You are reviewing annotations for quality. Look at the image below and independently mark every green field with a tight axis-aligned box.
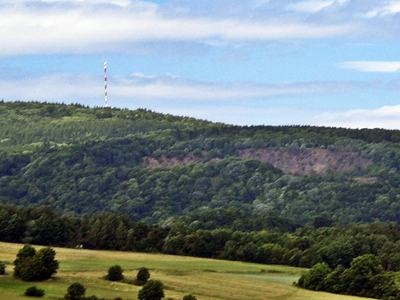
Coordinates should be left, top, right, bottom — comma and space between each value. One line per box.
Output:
0, 242, 372, 300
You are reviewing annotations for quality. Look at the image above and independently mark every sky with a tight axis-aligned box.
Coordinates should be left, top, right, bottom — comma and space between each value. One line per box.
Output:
0, 0, 399, 128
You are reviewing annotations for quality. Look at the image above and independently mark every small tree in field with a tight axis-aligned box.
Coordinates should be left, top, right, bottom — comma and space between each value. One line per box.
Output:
138, 280, 164, 300
106, 265, 124, 281
14, 245, 58, 281
183, 294, 197, 300
35, 247, 59, 280
24, 286, 45, 297
64, 282, 86, 300
136, 267, 150, 285
14, 245, 36, 279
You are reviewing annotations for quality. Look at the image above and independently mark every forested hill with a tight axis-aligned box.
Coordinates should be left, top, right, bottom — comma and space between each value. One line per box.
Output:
1, 101, 400, 231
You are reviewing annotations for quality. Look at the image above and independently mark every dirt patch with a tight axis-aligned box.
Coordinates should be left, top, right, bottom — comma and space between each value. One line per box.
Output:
143, 154, 203, 169
143, 148, 372, 176
353, 176, 379, 185
239, 148, 372, 175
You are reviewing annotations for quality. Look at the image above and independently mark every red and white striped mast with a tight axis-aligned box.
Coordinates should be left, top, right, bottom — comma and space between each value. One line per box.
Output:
104, 61, 109, 108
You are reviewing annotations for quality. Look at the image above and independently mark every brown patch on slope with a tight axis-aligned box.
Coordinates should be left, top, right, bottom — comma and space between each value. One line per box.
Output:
142, 148, 372, 176
239, 148, 372, 175
353, 176, 379, 185
143, 154, 203, 169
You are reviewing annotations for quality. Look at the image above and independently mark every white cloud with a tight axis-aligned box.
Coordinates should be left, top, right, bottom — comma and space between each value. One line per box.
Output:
157, 106, 310, 126
365, 1, 400, 18
0, 3, 356, 55
0, 73, 355, 102
286, 0, 348, 13
1, 0, 135, 7
251, 0, 271, 9
0, 73, 360, 126
2, 72, 397, 129
340, 61, 400, 72
314, 105, 400, 129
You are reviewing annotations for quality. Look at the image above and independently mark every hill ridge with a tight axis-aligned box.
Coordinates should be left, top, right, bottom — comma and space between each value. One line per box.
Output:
1, 101, 400, 229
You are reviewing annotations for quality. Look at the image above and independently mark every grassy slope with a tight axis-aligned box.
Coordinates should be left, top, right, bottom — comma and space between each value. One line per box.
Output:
0, 242, 373, 300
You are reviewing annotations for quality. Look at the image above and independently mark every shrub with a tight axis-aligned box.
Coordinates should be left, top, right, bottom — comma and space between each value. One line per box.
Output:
14, 245, 36, 279
35, 247, 59, 280
24, 286, 45, 297
0, 262, 5, 275
64, 282, 86, 300
136, 267, 150, 285
106, 265, 124, 281
369, 272, 400, 299
324, 265, 346, 293
341, 254, 383, 295
138, 280, 164, 300
297, 263, 331, 291
298, 254, 400, 299
183, 295, 197, 300
14, 245, 58, 281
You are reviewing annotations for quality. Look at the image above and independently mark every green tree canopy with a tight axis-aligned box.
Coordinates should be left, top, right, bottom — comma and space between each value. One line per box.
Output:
136, 267, 150, 285
64, 282, 86, 300
14, 246, 58, 281
106, 265, 124, 282
138, 280, 164, 300
298, 263, 331, 291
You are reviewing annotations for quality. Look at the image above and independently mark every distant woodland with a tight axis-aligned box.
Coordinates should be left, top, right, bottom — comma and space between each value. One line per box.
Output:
1, 101, 400, 230
2, 101, 400, 299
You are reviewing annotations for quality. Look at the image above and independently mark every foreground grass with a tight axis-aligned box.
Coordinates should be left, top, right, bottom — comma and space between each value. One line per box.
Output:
0, 242, 373, 300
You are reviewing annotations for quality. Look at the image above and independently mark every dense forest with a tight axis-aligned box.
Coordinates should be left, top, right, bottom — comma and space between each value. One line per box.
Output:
2, 101, 400, 299
2, 204, 400, 273
297, 255, 400, 300
1, 101, 400, 230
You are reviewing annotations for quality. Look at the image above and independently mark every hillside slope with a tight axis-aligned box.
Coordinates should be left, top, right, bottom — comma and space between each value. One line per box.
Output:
1, 101, 400, 230
0, 242, 374, 300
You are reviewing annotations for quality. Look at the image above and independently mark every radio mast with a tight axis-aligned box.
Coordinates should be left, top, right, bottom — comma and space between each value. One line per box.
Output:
104, 61, 109, 108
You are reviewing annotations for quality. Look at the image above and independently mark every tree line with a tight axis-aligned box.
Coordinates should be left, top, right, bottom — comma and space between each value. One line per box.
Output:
297, 254, 400, 300
1, 205, 400, 272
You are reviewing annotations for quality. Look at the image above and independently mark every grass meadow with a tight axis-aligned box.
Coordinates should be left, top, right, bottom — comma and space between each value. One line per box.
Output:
0, 242, 373, 300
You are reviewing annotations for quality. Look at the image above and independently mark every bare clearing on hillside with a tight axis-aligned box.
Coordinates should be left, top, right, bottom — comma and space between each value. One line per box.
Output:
143, 148, 372, 175
239, 148, 372, 175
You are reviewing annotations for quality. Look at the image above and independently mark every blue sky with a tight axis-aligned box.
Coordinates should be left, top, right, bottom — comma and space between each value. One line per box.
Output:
0, 0, 399, 128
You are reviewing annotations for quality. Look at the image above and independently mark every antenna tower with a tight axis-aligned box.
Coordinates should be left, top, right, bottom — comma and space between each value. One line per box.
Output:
104, 61, 109, 108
